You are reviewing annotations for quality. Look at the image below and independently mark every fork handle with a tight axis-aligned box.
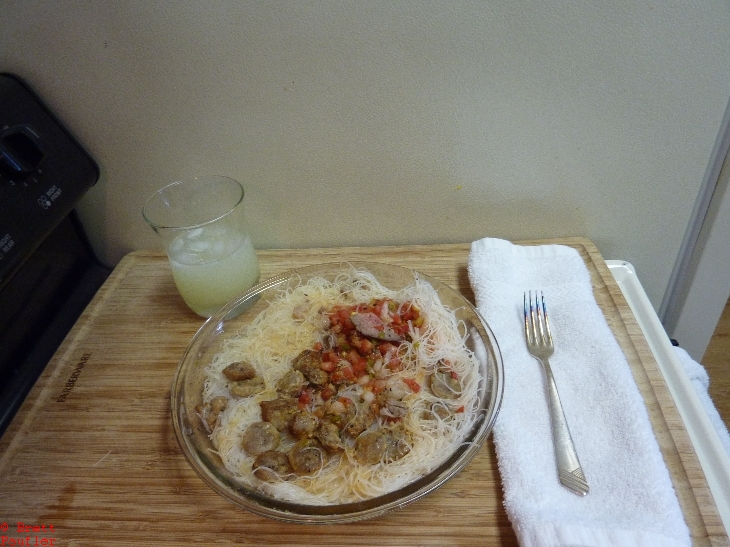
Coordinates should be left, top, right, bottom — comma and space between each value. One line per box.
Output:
541, 358, 589, 496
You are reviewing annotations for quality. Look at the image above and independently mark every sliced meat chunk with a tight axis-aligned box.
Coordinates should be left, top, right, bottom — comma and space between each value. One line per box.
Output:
252, 450, 294, 482
222, 361, 257, 381
379, 398, 407, 419
344, 401, 377, 437
292, 349, 329, 386
230, 376, 265, 398
423, 401, 451, 421
429, 370, 462, 400
241, 421, 281, 456
196, 395, 228, 432
260, 397, 299, 432
289, 410, 319, 439
276, 369, 306, 397
350, 312, 403, 342
288, 438, 328, 474
316, 422, 345, 453
353, 427, 411, 465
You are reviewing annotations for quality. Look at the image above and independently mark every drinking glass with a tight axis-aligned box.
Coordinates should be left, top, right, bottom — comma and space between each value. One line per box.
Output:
143, 176, 260, 317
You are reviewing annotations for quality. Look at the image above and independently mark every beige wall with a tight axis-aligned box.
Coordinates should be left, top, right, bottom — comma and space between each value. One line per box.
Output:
1, 1, 729, 309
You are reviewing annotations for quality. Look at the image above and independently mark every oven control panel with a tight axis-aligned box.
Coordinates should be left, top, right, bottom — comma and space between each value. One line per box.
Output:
0, 74, 99, 287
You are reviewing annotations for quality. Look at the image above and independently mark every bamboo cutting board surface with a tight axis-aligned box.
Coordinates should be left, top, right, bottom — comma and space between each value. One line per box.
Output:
0, 239, 726, 546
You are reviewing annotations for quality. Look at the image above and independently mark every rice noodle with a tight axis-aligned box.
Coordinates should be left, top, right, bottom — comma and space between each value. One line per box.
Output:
201, 267, 483, 505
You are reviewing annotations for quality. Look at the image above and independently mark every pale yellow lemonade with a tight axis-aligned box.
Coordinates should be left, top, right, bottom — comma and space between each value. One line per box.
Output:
168, 226, 260, 317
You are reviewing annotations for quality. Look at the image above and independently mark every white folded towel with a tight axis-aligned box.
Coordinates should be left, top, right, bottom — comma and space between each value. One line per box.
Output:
673, 346, 730, 458
467, 238, 690, 547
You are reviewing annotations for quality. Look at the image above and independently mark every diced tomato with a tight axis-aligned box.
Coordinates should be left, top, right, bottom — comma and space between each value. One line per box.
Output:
323, 350, 338, 363
351, 336, 374, 355
379, 342, 398, 356
345, 349, 368, 376
401, 306, 418, 322
313, 341, 323, 351
338, 309, 354, 331
386, 358, 403, 372
331, 363, 355, 384
319, 359, 335, 372
363, 338, 375, 354
328, 306, 355, 334
298, 389, 312, 408
456, 405, 465, 413
320, 385, 336, 401
371, 379, 387, 394
403, 378, 421, 393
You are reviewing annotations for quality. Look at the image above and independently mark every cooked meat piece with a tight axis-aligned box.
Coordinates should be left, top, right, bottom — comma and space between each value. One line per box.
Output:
424, 402, 451, 421
230, 376, 266, 397
241, 421, 281, 456
350, 312, 403, 342
222, 361, 256, 381
196, 395, 228, 432
429, 370, 462, 400
276, 369, 306, 397
260, 398, 299, 431
353, 427, 410, 465
344, 401, 376, 437
292, 350, 329, 386
321, 331, 337, 351
289, 410, 319, 439
379, 398, 408, 419
252, 450, 294, 482
288, 438, 328, 474
210, 396, 228, 414
292, 304, 309, 321
316, 422, 345, 453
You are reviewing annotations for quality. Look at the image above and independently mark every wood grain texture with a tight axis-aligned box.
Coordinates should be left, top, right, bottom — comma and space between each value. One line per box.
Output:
0, 240, 725, 546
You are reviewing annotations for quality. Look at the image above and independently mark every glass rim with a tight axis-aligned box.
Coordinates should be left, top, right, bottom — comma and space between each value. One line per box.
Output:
142, 175, 245, 231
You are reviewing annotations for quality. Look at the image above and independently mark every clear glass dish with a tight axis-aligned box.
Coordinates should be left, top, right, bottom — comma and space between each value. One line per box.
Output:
171, 261, 503, 523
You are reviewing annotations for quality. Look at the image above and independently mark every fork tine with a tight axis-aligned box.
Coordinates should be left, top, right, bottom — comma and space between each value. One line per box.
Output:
531, 290, 539, 343
524, 291, 535, 344
540, 291, 553, 347
533, 291, 543, 344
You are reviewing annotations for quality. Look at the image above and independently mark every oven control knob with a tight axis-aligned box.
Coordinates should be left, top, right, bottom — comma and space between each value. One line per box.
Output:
0, 125, 45, 178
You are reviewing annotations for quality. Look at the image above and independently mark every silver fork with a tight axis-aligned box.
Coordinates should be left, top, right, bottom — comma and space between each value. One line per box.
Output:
524, 291, 589, 496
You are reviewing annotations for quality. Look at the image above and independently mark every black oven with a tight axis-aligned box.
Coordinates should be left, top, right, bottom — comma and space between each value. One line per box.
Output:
0, 74, 110, 437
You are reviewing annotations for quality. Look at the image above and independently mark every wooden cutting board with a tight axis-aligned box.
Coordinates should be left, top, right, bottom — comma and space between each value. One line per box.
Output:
0, 239, 726, 546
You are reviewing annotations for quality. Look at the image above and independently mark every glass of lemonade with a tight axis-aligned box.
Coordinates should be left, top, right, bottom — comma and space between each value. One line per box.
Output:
143, 176, 260, 317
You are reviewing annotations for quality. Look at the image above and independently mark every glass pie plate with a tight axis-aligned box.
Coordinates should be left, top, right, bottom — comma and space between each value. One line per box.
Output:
171, 261, 503, 523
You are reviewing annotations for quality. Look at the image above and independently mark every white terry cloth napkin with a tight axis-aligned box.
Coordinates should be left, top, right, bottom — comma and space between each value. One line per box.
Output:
468, 238, 690, 547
